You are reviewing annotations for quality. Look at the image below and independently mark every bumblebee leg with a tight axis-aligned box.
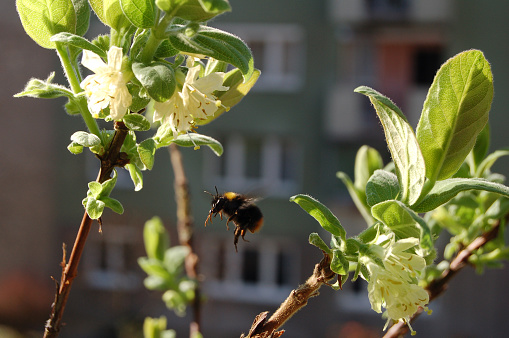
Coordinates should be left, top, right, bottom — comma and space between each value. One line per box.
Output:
205, 213, 213, 226
226, 214, 237, 231
240, 228, 249, 242
233, 227, 241, 252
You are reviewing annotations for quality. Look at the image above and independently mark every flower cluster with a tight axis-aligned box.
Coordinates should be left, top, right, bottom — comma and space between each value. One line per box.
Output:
153, 58, 229, 137
361, 235, 430, 335
81, 46, 132, 120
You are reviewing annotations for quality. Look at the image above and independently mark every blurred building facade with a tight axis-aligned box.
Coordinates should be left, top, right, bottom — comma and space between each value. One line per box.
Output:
1, 0, 509, 337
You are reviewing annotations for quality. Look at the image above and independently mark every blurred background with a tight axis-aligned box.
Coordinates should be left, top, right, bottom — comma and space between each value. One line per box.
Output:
1, 0, 509, 337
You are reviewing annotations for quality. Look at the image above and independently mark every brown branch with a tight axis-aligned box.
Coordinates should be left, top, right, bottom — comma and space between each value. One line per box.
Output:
383, 222, 501, 338
168, 143, 202, 337
241, 251, 337, 338
44, 121, 129, 338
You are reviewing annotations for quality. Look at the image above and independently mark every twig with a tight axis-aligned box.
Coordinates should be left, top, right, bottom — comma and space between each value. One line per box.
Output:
44, 122, 130, 337
383, 222, 501, 338
168, 143, 202, 337
241, 251, 337, 338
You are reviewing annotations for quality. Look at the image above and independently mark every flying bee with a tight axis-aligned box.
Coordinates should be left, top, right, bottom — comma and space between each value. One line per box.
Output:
205, 187, 264, 252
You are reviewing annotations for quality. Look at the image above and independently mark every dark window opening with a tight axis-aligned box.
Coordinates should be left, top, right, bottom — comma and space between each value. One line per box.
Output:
413, 48, 443, 86
242, 249, 259, 283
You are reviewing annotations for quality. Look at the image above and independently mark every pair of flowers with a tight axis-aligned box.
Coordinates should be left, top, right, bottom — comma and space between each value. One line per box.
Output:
360, 234, 430, 334
81, 46, 227, 135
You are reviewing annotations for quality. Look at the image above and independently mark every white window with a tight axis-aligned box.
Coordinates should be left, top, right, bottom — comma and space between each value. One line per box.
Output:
203, 134, 301, 196
84, 224, 141, 290
200, 234, 300, 304
217, 23, 306, 92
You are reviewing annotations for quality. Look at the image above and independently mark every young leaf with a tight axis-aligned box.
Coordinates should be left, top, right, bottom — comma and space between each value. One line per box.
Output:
365, 170, 400, 207
89, 0, 132, 31
143, 217, 170, 261
354, 145, 384, 191
132, 62, 177, 102
169, 25, 254, 81
123, 113, 151, 131
72, 0, 90, 36
138, 139, 157, 170
172, 134, 223, 156
101, 196, 124, 214
416, 50, 494, 182
16, 0, 77, 49
83, 196, 105, 219
355, 86, 425, 205
475, 149, 509, 178
50, 32, 107, 58
125, 163, 144, 191
411, 178, 509, 213
336, 171, 373, 225
290, 194, 346, 240
308, 233, 332, 253
331, 249, 349, 275
372, 200, 433, 252
167, 0, 230, 22
14, 73, 74, 99
470, 123, 490, 173
67, 142, 84, 154
70, 131, 101, 147
120, 0, 156, 28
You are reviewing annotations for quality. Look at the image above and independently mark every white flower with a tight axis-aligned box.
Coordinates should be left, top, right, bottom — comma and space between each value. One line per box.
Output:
360, 235, 430, 334
153, 63, 228, 136
81, 46, 132, 120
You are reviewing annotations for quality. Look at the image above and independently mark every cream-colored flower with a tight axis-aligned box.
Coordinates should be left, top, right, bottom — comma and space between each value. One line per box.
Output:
360, 235, 429, 334
153, 63, 228, 136
366, 262, 429, 334
81, 46, 132, 120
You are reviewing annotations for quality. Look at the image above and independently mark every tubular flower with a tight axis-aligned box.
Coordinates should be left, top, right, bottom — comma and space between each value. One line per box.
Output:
153, 63, 229, 136
361, 235, 430, 334
80, 46, 132, 120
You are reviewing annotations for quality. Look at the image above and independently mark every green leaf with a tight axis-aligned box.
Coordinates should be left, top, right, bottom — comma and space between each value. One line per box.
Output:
70, 131, 101, 147
120, 0, 156, 28
372, 200, 419, 239
143, 216, 170, 261
67, 142, 84, 154
172, 134, 223, 156
198, 68, 260, 126
89, 0, 132, 31
199, 0, 231, 13
167, 0, 231, 21
354, 145, 384, 191
72, 0, 90, 36
123, 113, 151, 131
88, 181, 102, 198
336, 171, 373, 226
16, 0, 77, 49
14, 73, 74, 99
470, 123, 490, 173
132, 62, 176, 102
355, 86, 426, 205
476, 149, 509, 178
416, 50, 494, 182
412, 178, 509, 213
331, 249, 349, 275
169, 25, 254, 81
50, 32, 107, 58
126, 163, 144, 191
365, 170, 400, 207
308, 233, 331, 253
100, 169, 118, 197
164, 246, 190, 275
102, 196, 124, 214
84, 196, 105, 219
138, 257, 172, 279
290, 194, 346, 240
138, 139, 156, 170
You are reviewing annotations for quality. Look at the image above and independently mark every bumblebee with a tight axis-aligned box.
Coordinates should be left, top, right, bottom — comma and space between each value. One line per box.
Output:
205, 187, 264, 251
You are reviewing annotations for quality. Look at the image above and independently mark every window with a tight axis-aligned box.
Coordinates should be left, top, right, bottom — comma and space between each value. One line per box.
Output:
412, 47, 443, 86
204, 134, 301, 196
84, 225, 142, 290
200, 235, 300, 304
216, 23, 305, 92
